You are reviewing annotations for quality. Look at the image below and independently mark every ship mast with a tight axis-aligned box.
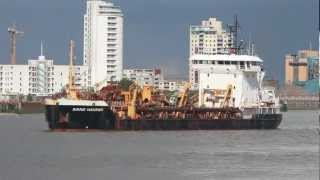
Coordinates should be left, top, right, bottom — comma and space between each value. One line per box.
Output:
228, 15, 241, 54
67, 40, 78, 100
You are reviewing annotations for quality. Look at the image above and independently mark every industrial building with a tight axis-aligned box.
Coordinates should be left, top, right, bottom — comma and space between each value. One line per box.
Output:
284, 49, 319, 95
285, 50, 318, 85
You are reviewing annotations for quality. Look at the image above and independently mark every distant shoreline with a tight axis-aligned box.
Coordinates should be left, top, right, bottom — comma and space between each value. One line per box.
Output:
0, 113, 18, 116
0, 113, 44, 115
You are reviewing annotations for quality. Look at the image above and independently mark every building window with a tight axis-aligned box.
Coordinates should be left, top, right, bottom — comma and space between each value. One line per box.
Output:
107, 54, 116, 58
195, 71, 199, 83
107, 44, 116, 47
108, 38, 116, 42
107, 49, 116, 53
108, 17, 116, 20
108, 33, 116, 37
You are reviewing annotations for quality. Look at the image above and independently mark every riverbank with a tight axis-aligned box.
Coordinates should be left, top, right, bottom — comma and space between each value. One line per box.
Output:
0, 102, 44, 114
0, 113, 20, 116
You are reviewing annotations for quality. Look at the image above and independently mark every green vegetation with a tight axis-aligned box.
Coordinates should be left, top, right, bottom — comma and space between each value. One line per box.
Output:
26, 94, 33, 102
119, 78, 134, 91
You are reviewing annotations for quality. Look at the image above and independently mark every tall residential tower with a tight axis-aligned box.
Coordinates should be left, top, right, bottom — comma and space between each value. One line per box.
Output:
189, 18, 232, 57
83, 0, 123, 87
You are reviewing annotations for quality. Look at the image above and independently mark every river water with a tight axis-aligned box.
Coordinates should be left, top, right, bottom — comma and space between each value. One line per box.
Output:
0, 110, 318, 180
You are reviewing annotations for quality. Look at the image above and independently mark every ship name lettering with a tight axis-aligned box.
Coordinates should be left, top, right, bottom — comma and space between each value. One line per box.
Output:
72, 108, 86, 112
86, 108, 103, 112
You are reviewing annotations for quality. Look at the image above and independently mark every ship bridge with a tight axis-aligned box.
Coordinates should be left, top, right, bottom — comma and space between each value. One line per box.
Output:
189, 54, 264, 89
190, 54, 263, 70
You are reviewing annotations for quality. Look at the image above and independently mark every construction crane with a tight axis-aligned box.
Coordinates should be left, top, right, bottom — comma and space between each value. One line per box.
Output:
66, 40, 78, 100
8, 24, 23, 64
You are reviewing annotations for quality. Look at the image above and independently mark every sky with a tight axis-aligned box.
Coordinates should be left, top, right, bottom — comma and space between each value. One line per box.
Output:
0, 0, 318, 83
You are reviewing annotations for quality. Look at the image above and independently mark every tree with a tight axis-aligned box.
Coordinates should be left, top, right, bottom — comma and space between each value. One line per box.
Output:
26, 94, 33, 102
119, 78, 134, 91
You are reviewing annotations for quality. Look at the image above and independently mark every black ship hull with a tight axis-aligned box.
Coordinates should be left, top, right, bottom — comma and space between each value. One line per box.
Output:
45, 105, 116, 130
45, 105, 281, 130
116, 114, 282, 130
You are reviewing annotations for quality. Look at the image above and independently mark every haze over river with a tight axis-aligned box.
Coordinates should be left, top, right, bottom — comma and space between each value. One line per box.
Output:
0, 110, 318, 180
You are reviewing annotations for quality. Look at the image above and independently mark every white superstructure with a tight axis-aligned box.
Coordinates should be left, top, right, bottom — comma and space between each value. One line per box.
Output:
190, 54, 263, 89
197, 54, 269, 109
83, 0, 123, 86
189, 17, 233, 88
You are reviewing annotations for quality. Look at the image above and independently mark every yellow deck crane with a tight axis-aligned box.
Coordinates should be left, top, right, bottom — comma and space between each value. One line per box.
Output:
175, 83, 191, 119
141, 85, 153, 103
127, 83, 140, 119
177, 83, 191, 107
126, 84, 154, 119
221, 84, 234, 108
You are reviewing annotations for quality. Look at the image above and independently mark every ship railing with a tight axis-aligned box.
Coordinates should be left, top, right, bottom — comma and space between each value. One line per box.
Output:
257, 107, 279, 114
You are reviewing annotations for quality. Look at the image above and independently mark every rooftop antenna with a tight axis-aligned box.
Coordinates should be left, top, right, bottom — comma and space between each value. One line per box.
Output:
308, 41, 312, 50
252, 43, 255, 56
40, 40, 44, 56
248, 33, 252, 55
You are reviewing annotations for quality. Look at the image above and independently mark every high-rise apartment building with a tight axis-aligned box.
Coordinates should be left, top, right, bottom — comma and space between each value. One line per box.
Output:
83, 0, 123, 87
189, 17, 232, 57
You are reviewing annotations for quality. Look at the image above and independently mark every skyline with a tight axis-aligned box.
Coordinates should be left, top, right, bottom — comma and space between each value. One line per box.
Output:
0, 0, 318, 83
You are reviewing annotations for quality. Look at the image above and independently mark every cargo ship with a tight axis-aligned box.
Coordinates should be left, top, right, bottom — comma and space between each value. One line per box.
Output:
45, 81, 281, 130
45, 57, 282, 130
45, 80, 281, 130
45, 24, 282, 130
